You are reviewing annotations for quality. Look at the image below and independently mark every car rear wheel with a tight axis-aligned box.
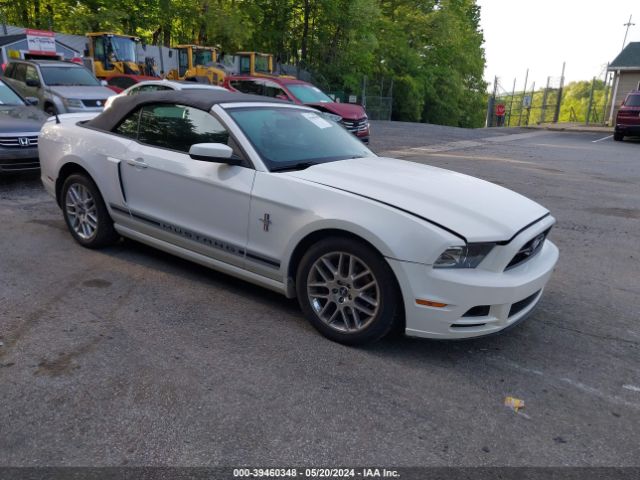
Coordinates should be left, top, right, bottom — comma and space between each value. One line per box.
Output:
296, 237, 401, 345
613, 131, 623, 141
61, 174, 119, 248
45, 104, 57, 116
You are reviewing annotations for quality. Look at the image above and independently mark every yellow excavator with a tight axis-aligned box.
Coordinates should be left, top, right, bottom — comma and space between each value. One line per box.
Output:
165, 45, 225, 85
86, 33, 142, 77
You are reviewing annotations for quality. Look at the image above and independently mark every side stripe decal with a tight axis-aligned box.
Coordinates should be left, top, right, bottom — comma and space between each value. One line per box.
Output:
109, 203, 280, 269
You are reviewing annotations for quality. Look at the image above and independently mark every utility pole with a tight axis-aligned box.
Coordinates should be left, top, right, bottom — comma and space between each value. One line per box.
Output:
622, 14, 635, 51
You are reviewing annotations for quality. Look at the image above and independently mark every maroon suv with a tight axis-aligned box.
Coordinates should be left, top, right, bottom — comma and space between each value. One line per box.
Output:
224, 75, 370, 143
614, 91, 640, 141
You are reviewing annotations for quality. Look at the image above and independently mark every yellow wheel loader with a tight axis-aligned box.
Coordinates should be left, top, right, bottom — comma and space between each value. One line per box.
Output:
165, 45, 225, 85
86, 33, 142, 77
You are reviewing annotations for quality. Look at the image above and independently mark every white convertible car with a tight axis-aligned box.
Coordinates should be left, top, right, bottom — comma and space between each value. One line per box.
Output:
39, 90, 559, 345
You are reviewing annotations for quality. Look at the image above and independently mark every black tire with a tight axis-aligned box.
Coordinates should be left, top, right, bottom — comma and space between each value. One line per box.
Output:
44, 104, 57, 116
61, 173, 119, 248
295, 237, 402, 345
613, 131, 623, 141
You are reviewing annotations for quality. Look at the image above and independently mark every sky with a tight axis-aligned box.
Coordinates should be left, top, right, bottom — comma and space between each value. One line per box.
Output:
477, 0, 640, 92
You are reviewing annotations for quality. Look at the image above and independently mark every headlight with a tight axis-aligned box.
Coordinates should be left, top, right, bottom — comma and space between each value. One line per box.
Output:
434, 243, 495, 269
65, 98, 84, 108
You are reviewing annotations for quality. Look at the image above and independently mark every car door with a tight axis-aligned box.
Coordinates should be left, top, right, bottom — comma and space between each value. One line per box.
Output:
5, 63, 28, 97
23, 65, 44, 105
119, 103, 255, 269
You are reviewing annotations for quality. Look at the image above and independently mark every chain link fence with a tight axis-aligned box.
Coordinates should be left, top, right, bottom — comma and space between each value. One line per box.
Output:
486, 65, 614, 128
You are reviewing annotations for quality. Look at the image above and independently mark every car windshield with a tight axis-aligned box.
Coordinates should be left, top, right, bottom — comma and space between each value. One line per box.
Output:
255, 55, 270, 73
41, 66, 100, 86
227, 107, 373, 170
287, 84, 333, 104
193, 49, 214, 66
0, 80, 25, 106
109, 36, 137, 63
625, 95, 640, 107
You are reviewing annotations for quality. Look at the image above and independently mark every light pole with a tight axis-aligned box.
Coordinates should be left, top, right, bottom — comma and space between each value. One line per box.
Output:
622, 14, 635, 51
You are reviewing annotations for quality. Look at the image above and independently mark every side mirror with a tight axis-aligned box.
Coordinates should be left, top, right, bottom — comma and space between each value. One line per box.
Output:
25, 96, 39, 106
189, 143, 242, 165
100, 80, 108, 86
25, 79, 40, 88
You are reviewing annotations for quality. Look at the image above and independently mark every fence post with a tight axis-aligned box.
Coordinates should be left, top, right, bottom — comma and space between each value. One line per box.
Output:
586, 77, 596, 125
361, 75, 367, 109
507, 77, 516, 127
485, 76, 497, 127
518, 69, 529, 127
539, 76, 550, 124
553, 62, 566, 123
526, 82, 535, 126
388, 78, 393, 121
601, 64, 611, 126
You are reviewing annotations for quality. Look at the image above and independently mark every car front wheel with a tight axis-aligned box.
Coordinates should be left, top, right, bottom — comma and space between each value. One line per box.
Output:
61, 174, 119, 248
296, 237, 401, 345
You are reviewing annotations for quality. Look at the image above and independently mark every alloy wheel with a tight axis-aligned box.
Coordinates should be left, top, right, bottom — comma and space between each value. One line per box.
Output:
306, 251, 380, 333
65, 183, 98, 240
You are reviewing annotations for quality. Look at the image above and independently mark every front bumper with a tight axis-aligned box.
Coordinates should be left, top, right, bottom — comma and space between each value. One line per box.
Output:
389, 218, 559, 339
0, 147, 40, 173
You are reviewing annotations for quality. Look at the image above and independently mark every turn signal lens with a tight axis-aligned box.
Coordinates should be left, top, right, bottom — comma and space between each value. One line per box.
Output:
416, 299, 448, 308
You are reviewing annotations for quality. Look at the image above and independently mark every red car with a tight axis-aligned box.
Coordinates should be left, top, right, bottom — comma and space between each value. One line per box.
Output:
224, 75, 370, 143
614, 91, 640, 141
103, 74, 159, 94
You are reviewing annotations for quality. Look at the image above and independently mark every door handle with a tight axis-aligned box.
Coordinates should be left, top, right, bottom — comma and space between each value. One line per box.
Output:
126, 158, 148, 169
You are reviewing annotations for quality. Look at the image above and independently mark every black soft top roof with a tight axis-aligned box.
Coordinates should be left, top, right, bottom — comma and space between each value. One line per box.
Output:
86, 90, 288, 131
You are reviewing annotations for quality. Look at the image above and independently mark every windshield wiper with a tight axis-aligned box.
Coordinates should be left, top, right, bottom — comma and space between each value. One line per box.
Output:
270, 161, 318, 172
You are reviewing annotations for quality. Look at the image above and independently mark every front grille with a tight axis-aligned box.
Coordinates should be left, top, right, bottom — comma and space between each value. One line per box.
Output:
340, 117, 369, 134
508, 290, 541, 318
0, 135, 38, 148
505, 228, 551, 270
82, 99, 106, 108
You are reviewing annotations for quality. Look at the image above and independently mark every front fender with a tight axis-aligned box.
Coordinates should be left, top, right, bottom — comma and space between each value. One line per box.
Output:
247, 172, 462, 287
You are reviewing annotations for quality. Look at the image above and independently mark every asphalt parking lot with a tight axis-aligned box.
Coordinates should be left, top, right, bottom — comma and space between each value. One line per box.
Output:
1, 124, 639, 467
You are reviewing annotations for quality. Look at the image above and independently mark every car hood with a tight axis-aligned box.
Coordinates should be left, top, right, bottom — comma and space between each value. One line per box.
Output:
0, 105, 48, 133
306, 102, 367, 120
285, 156, 549, 243
48, 85, 114, 100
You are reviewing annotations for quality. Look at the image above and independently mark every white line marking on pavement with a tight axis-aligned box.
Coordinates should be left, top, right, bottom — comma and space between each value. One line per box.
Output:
493, 358, 640, 409
592, 135, 613, 143
623, 385, 640, 393
483, 131, 549, 142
